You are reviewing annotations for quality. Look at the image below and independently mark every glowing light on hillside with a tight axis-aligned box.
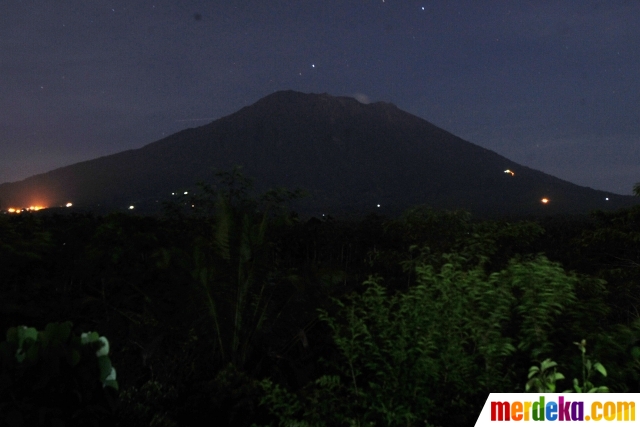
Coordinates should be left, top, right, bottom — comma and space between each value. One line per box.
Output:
66, 203, 73, 207
129, 205, 135, 210
377, 204, 381, 207
184, 191, 188, 195
504, 169, 515, 176
541, 198, 549, 204
605, 197, 609, 201
7, 205, 47, 213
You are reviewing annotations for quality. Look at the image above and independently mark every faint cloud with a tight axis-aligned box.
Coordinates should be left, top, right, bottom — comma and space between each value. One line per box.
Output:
353, 93, 370, 104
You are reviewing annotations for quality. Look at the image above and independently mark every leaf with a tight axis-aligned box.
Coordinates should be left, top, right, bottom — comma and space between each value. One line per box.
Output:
81, 331, 99, 345
25, 342, 39, 362
95, 336, 110, 357
541, 359, 557, 371
17, 326, 38, 347
105, 366, 116, 381
104, 379, 119, 391
573, 378, 581, 393
593, 362, 607, 377
97, 356, 112, 382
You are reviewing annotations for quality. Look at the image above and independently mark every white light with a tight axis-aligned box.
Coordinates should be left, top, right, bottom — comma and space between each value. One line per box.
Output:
129, 205, 134, 210
172, 192, 175, 195
605, 197, 609, 201
184, 191, 188, 195
377, 204, 381, 207
312, 64, 315, 68
66, 203, 73, 207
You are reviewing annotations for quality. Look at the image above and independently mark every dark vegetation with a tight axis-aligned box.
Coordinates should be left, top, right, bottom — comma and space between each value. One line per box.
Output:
1, 170, 640, 426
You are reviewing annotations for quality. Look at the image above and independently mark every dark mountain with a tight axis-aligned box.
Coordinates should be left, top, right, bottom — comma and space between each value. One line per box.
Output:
0, 90, 636, 217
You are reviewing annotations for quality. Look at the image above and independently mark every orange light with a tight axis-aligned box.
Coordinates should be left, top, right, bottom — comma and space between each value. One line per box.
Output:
504, 169, 515, 176
541, 198, 549, 204
7, 205, 46, 213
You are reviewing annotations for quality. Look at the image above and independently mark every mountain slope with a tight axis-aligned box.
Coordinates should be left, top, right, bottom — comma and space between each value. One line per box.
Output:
0, 90, 635, 216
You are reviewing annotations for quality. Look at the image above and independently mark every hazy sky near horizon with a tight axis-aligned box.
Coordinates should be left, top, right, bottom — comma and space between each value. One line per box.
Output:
2, 1, 639, 194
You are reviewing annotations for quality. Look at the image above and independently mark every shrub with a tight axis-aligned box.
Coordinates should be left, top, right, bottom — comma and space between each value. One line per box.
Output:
0, 322, 118, 426
257, 253, 578, 426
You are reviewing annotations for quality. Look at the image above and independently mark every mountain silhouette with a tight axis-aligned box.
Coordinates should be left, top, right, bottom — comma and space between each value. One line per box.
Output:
0, 90, 635, 217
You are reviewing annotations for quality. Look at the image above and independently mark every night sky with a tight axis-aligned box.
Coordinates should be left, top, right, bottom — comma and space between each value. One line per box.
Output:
3, 1, 639, 195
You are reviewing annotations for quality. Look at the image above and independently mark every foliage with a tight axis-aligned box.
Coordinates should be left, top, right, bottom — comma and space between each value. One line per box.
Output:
3, 182, 640, 425
156, 168, 309, 372
526, 339, 609, 393
257, 253, 579, 427
526, 359, 565, 392
116, 380, 179, 427
0, 322, 117, 426
376, 207, 546, 293
576, 206, 640, 324
564, 339, 609, 393
0, 213, 53, 291
164, 166, 307, 220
